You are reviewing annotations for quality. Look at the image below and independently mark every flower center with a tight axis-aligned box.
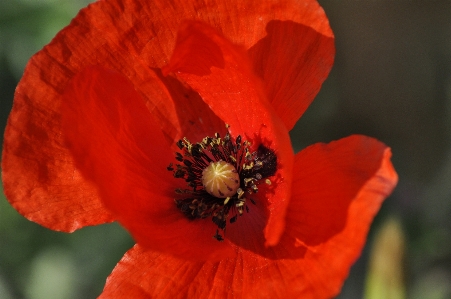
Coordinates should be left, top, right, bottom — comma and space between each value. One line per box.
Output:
167, 125, 277, 241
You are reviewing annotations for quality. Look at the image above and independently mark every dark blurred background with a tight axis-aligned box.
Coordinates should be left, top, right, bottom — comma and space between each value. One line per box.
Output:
1, 1, 450, 298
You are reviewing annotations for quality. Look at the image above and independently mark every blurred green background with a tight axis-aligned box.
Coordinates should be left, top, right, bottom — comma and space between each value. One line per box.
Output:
1, 0, 450, 298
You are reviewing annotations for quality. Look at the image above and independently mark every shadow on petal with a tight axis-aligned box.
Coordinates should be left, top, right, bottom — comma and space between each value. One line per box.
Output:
152, 68, 226, 146
249, 20, 335, 130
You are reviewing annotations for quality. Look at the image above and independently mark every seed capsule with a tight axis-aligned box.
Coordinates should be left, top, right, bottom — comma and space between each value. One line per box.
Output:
202, 161, 240, 198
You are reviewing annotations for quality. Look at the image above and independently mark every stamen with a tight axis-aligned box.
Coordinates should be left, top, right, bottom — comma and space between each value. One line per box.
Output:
168, 125, 277, 241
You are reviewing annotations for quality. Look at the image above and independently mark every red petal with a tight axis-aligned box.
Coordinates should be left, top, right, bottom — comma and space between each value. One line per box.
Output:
248, 1, 335, 130
288, 135, 397, 245
62, 66, 233, 260
2, 78, 114, 232
163, 21, 294, 246
276, 135, 398, 297
99, 135, 397, 299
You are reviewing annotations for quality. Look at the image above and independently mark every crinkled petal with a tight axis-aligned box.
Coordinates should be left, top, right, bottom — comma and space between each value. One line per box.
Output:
163, 21, 294, 247
101, 245, 309, 299
62, 66, 233, 260
2, 79, 114, 231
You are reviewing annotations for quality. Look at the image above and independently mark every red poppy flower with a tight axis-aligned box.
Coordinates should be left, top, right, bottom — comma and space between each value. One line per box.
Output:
2, 0, 398, 298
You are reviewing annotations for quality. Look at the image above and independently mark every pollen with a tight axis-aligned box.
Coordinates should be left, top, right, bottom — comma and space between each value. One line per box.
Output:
202, 161, 240, 198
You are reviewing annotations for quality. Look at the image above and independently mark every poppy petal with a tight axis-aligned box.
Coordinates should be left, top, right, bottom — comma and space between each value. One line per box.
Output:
274, 135, 398, 297
98, 135, 397, 299
163, 21, 294, 247
248, 1, 335, 130
100, 245, 306, 299
61, 66, 233, 260
2, 76, 114, 232
1, 155, 113, 232
287, 135, 397, 246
